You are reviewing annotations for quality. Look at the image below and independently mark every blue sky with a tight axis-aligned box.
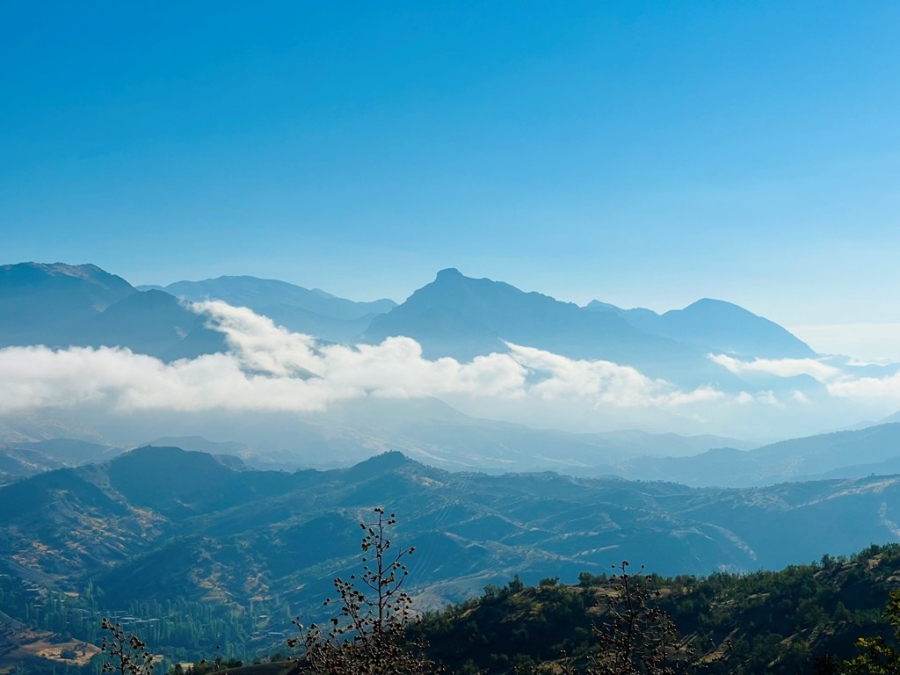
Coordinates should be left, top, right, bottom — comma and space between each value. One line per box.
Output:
2, 2, 900, 344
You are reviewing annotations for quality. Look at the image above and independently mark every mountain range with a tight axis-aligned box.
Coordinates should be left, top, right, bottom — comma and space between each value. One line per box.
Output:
0, 263, 225, 361
0, 438, 122, 486
593, 421, 900, 487
584, 297, 815, 359
4, 446, 900, 626
5, 261, 900, 672
1, 262, 819, 386
3, 260, 900, 472
140, 275, 397, 343
7, 260, 900, 482
362, 268, 798, 390
0, 397, 755, 483
9, 410, 900, 489
0, 262, 402, 358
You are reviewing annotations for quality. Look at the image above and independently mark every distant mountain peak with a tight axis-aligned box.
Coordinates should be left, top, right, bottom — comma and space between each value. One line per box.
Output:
362, 269, 740, 388
416, 269, 547, 302
584, 299, 619, 311
342, 450, 417, 479
356, 450, 413, 469
160, 275, 396, 327
584, 294, 813, 359
1, 261, 132, 286
6, 261, 91, 275
672, 298, 753, 316
0, 262, 138, 323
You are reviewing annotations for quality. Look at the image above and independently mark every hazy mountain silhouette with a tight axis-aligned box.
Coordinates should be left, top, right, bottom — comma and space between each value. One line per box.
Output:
9, 438, 120, 465
294, 397, 755, 471
0, 410, 109, 444
1, 262, 831, 397
0, 393, 754, 477
0, 446, 66, 485
143, 435, 251, 456
0, 262, 135, 344
363, 269, 745, 389
585, 297, 815, 358
601, 422, 900, 487
0, 263, 225, 360
259, 303, 377, 343
152, 275, 396, 342
3, 262, 819, 378
81, 289, 227, 359
0, 438, 122, 485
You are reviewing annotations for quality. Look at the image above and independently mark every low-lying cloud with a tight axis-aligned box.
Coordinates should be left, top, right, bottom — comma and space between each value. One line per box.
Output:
3, 302, 900, 439
708, 353, 845, 383
507, 344, 724, 407
0, 302, 719, 415
826, 371, 900, 402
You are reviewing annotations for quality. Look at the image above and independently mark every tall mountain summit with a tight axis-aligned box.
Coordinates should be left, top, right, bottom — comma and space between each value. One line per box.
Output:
362, 268, 800, 389
362, 268, 661, 359
1, 263, 819, 392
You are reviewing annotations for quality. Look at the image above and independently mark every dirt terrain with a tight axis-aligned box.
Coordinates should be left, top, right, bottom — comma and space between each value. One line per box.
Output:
0, 611, 99, 673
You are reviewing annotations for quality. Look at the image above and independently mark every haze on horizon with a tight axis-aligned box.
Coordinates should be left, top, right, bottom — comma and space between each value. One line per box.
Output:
3, 2, 900, 361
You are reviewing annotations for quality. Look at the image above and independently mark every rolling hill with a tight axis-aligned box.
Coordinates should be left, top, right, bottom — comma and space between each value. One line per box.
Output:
4, 446, 900, 618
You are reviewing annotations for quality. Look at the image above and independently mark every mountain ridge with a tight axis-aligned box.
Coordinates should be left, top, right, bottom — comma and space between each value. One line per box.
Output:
6, 447, 900, 596
597, 422, 900, 487
151, 275, 397, 342
159, 274, 396, 320
585, 296, 815, 358
0, 262, 225, 360
1, 262, 822, 375
5, 444, 900, 668
363, 269, 748, 389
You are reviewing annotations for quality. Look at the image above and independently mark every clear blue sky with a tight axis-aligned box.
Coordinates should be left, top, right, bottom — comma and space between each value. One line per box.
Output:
3, 1, 899, 329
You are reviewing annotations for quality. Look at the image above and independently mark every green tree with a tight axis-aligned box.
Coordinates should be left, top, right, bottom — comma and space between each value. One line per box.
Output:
845, 589, 900, 674
585, 561, 722, 675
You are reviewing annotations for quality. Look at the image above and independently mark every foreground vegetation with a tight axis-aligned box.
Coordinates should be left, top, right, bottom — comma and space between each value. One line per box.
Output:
10, 511, 900, 674
416, 547, 897, 674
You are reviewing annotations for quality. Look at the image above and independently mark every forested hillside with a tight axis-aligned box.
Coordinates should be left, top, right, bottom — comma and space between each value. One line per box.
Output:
9, 542, 900, 674
416, 543, 900, 674
7, 450, 900, 673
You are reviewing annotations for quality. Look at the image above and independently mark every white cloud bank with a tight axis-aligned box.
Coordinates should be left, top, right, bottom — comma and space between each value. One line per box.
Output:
3, 301, 900, 438
708, 353, 846, 383
0, 301, 719, 415
508, 345, 724, 407
826, 372, 900, 402
707, 353, 900, 405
